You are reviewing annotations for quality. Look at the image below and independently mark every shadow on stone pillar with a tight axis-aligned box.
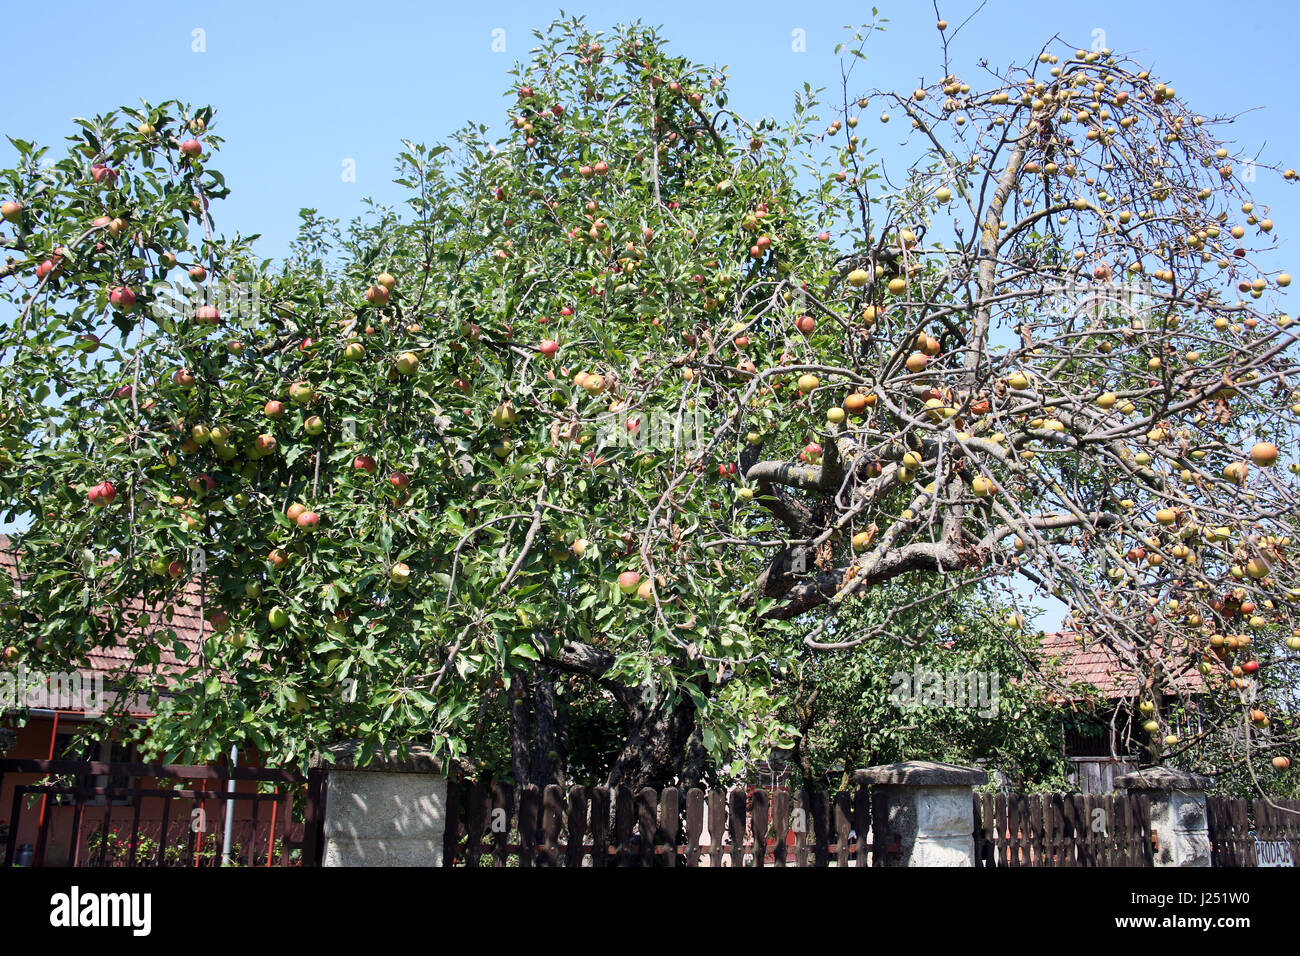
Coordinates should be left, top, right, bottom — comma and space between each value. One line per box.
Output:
309, 741, 447, 867
1114, 767, 1213, 867
855, 760, 987, 867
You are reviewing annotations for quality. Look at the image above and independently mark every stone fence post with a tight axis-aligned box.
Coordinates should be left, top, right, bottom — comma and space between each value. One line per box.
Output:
1114, 767, 1214, 867
855, 760, 987, 866
309, 741, 448, 867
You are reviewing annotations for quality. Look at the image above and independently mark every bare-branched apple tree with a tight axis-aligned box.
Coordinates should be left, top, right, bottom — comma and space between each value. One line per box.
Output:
1, 16, 1297, 790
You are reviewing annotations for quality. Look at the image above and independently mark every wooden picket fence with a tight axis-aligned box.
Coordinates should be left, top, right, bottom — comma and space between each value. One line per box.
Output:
972, 792, 1154, 866
443, 781, 875, 866
442, 779, 1298, 867
1206, 797, 1300, 867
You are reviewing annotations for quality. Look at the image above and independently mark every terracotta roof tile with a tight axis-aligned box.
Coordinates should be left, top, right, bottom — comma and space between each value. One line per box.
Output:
2, 536, 211, 715
1034, 629, 1206, 700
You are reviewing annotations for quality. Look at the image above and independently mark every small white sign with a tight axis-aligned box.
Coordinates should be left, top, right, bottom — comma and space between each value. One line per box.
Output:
1255, 839, 1294, 867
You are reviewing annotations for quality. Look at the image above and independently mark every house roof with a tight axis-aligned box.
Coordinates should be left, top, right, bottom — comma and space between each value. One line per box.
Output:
1, 535, 209, 717
1033, 629, 1207, 701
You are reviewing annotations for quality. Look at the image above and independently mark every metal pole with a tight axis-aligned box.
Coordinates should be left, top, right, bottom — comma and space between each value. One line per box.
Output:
221, 745, 237, 866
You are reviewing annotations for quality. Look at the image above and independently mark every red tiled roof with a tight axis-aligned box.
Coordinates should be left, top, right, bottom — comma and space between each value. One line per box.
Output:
1034, 630, 1206, 700
1, 535, 209, 716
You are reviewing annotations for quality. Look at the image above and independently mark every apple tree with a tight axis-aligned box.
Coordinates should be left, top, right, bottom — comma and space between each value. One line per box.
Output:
3, 17, 1299, 790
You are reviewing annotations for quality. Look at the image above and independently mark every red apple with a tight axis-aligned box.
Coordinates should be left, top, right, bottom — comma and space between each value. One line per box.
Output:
539, 339, 560, 357
617, 570, 641, 594
264, 400, 286, 418
296, 510, 320, 531
366, 284, 390, 307
389, 471, 410, 490
195, 305, 220, 325
87, 480, 117, 507
353, 455, 378, 474
180, 139, 202, 158
189, 265, 207, 281
109, 286, 138, 310
795, 315, 816, 335
1, 201, 23, 222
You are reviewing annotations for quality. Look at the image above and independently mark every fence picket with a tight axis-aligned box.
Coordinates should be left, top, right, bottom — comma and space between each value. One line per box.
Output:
834, 790, 852, 867
565, 786, 588, 867
772, 789, 791, 867
590, 786, 611, 868
659, 787, 680, 867
637, 787, 658, 868
751, 789, 770, 868
517, 784, 540, 867
853, 786, 872, 868
541, 784, 563, 867
794, 789, 811, 867
684, 788, 705, 867
707, 789, 727, 867
614, 786, 635, 867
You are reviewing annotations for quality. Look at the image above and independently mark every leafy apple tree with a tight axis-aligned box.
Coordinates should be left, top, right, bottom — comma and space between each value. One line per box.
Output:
3, 16, 1299, 790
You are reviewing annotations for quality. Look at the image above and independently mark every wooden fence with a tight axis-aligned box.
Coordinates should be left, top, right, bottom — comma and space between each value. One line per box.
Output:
973, 792, 1153, 866
443, 781, 1163, 867
1206, 797, 1300, 867
443, 781, 874, 866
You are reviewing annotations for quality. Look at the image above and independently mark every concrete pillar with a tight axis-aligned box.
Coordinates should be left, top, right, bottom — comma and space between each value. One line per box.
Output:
856, 761, 987, 867
1114, 767, 1213, 867
309, 741, 447, 867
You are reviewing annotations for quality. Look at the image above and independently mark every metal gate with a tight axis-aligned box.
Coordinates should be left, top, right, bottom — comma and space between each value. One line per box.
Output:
0, 758, 322, 867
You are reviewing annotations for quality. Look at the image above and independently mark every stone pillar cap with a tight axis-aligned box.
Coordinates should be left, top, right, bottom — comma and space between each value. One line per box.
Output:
309, 740, 443, 774
1114, 766, 1213, 792
855, 760, 988, 787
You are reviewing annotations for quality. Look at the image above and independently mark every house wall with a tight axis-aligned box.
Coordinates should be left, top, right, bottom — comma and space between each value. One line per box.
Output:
1, 715, 294, 866
1068, 756, 1138, 795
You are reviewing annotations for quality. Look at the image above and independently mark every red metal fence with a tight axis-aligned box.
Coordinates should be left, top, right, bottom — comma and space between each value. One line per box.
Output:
0, 758, 314, 867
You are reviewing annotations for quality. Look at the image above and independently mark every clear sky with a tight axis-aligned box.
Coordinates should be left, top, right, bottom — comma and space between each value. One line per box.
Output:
6, 0, 1297, 629
5, 0, 1296, 264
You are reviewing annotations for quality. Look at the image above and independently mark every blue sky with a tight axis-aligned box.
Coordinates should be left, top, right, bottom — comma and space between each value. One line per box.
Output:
6, 0, 1297, 629
5, 1, 1297, 264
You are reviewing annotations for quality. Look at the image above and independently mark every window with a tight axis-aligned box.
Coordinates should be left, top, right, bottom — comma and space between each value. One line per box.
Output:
50, 731, 135, 806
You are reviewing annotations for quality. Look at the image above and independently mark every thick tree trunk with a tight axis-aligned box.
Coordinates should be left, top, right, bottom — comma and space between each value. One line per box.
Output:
509, 669, 531, 785
604, 688, 709, 791
543, 639, 711, 790
531, 668, 560, 789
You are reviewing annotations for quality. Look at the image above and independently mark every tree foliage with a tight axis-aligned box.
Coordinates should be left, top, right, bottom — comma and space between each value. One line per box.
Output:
2, 17, 1298, 789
